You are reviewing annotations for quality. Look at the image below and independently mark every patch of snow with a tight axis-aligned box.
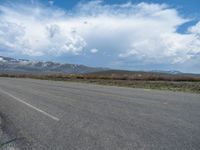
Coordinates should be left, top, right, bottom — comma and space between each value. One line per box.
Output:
19, 60, 30, 65
0, 57, 7, 62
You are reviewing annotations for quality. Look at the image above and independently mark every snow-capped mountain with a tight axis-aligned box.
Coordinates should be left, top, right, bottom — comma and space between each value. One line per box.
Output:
0, 56, 107, 74
151, 70, 182, 75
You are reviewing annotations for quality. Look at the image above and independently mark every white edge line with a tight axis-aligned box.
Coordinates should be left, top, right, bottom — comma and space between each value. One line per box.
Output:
0, 88, 59, 121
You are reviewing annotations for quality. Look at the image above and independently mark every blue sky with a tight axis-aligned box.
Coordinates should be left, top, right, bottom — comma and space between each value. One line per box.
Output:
0, 0, 200, 73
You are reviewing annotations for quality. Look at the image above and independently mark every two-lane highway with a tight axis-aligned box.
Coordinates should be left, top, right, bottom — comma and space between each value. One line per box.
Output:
0, 77, 200, 150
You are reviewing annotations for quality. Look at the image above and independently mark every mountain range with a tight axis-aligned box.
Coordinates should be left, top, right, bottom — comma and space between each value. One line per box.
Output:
0, 56, 107, 74
1, 56, 197, 76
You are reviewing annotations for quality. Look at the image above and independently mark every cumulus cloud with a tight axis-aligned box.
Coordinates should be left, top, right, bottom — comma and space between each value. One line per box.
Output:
188, 21, 200, 36
90, 48, 98, 53
0, 4, 87, 56
0, 20, 25, 51
0, 0, 200, 69
48, 1, 54, 6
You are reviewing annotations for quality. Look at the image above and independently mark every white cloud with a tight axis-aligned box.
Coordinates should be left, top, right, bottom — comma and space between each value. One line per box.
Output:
48, 1, 54, 6
0, 4, 87, 56
90, 48, 98, 53
188, 21, 200, 36
0, 0, 200, 68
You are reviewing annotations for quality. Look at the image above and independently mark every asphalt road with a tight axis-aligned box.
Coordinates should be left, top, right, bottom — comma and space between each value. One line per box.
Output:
0, 77, 200, 150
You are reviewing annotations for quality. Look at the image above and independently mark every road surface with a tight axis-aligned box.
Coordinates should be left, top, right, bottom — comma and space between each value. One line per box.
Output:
0, 77, 199, 150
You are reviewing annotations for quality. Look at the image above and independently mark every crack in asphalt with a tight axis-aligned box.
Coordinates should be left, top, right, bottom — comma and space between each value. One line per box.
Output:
0, 112, 31, 150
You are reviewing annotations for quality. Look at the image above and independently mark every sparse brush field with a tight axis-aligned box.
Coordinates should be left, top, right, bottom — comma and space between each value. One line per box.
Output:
0, 70, 200, 93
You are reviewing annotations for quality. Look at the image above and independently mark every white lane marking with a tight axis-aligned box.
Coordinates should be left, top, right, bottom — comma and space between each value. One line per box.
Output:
0, 88, 59, 121
142, 89, 151, 91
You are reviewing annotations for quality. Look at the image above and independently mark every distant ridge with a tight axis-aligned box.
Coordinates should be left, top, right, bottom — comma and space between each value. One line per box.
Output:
0, 56, 108, 74
0, 56, 199, 76
150, 70, 182, 75
87, 69, 200, 77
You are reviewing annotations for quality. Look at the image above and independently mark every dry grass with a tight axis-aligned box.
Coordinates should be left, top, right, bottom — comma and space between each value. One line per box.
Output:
0, 72, 200, 93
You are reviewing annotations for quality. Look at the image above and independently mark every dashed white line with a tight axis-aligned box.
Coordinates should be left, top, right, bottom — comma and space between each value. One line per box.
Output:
142, 89, 151, 91
0, 88, 59, 121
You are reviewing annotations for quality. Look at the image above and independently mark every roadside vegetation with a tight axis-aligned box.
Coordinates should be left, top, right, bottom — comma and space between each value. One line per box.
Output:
0, 70, 200, 93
